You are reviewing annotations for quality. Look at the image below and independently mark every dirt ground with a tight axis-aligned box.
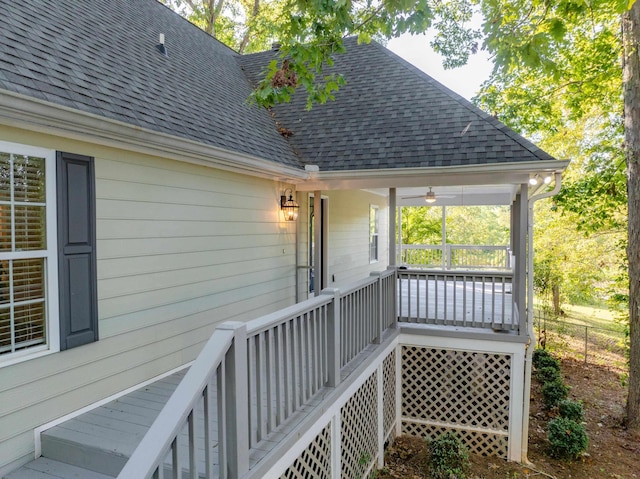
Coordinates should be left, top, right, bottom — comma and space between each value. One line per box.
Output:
378, 357, 640, 479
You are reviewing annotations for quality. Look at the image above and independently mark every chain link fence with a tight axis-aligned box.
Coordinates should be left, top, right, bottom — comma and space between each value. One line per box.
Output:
533, 308, 628, 369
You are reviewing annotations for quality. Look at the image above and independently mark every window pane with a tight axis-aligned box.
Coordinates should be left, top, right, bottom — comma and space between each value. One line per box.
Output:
0, 205, 11, 251
13, 301, 45, 350
0, 306, 10, 352
0, 260, 8, 305
13, 155, 46, 203
14, 205, 46, 251
0, 153, 10, 202
13, 258, 45, 303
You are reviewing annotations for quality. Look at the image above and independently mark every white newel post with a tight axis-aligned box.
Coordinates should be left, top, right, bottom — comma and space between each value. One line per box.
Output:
322, 288, 342, 388
218, 322, 249, 479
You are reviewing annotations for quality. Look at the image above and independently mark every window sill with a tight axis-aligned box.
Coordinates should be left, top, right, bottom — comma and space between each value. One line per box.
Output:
0, 346, 57, 369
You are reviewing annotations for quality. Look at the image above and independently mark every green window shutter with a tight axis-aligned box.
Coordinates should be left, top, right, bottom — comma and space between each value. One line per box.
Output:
57, 152, 98, 350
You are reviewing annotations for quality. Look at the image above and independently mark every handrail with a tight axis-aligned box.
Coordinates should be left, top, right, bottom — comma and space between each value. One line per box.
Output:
397, 269, 517, 331
117, 269, 397, 479
117, 328, 235, 479
246, 294, 333, 336
399, 244, 512, 270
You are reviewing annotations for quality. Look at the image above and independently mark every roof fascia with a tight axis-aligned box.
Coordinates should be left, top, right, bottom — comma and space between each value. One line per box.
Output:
294, 161, 570, 191
0, 90, 308, 182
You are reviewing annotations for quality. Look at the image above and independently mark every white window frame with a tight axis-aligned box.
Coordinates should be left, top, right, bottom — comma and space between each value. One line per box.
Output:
369, 204, 379, 264
0, 141, 58, 367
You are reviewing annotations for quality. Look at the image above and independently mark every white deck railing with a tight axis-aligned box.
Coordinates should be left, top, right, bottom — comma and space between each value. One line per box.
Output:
400, 244, 512, 270
397, 269, 517, 331
117, 269, 397, 479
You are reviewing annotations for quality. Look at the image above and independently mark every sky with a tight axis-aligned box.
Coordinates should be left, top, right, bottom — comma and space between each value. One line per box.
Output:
387, 33, 494, 101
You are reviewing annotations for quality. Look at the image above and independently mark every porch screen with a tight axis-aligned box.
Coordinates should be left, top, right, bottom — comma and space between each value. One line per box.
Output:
0, 151, 48, 355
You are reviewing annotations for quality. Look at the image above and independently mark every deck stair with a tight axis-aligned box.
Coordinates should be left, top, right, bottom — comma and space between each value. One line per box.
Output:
4, 370, 187, 479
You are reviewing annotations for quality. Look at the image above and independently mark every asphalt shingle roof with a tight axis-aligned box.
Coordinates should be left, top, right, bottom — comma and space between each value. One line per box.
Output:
0, 0, 301, 169
240, 37, 557, 170
1, 1, 557, 174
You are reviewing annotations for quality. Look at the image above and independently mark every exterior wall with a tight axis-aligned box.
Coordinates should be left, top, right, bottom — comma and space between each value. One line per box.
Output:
296, 190, 389, 299
326, 190, 389, 288
0, 126, 299, 473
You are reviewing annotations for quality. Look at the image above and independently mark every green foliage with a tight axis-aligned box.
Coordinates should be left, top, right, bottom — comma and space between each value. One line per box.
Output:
536, 365, 561, 384
429, 432, 470, 479
532, 349, 560, 371
542, 378, 569, 409
558, 399, 584, 422
547, 417, 588, 459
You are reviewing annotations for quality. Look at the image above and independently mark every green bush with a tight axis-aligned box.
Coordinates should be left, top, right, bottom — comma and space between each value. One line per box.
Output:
536, 365, 561, 383
429, 432, 470, 479
542, 378, 569, 409
558, 399, 584, 422
533, 351, 561, 371
547, 417, 588, 459
532, 348, 552, 368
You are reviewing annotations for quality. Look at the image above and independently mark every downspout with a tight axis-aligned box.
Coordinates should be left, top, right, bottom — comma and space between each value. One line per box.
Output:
521, 172, 563, 463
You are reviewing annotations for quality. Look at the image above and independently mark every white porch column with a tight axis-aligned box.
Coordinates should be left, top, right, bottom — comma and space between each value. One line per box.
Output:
389, 188, 396, 267
513, 185, 528, 329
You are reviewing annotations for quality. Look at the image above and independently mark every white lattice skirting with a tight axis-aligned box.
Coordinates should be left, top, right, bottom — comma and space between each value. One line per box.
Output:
259, 334, 525, 478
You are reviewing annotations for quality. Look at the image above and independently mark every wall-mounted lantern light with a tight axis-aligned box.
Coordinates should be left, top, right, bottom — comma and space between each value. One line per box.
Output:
280, 189, 299, 221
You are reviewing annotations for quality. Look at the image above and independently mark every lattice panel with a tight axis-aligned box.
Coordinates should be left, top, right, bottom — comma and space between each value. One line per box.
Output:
402, 346, 511, 431
382, 351, 396, 438
280, 423, 332, 479
341, 373, 378, 479
402, 421, 508, 458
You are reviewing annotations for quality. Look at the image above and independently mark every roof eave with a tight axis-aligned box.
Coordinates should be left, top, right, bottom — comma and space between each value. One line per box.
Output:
294, 160, 571, 191
0, 89, 308, 182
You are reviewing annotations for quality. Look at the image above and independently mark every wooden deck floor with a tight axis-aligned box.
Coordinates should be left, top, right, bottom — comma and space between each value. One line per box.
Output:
398, 277, 515, 329
6, 339, 382, 479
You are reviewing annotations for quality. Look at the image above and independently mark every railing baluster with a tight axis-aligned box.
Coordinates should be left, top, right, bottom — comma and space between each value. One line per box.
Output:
284, 320, 292, 419
171, 437, 179, 479
274, 324, 283, 427
217, 358, 227, 479
266, 328, 274, 434
204, 380, 214, 478
188, 410, 196, 478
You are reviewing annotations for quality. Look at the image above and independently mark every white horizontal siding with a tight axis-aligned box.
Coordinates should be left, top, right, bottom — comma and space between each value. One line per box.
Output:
0, 129, 298, 474
325, 190, 389, 287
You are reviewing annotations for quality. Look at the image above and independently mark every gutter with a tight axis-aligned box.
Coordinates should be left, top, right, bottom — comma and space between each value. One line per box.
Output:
521, 171, 563, 463
295, 160, 571, 191
0, 89, 308, 182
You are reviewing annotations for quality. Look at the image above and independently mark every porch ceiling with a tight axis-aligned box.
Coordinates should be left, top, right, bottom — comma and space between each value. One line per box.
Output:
394, 184, 516, 206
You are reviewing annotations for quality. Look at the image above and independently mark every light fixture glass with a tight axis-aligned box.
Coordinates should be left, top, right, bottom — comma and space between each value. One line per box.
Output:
280, 189, 299, 221
425, 187, 437, 203
543, 175, 553, 184
529, 176, 539, 186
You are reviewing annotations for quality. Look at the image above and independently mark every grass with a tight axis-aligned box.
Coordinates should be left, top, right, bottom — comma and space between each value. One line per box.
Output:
533, 300, 628, 372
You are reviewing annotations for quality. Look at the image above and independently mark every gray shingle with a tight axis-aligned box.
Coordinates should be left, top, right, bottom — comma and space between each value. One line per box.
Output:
0, 0, 301, 169
240, 38, 557, 171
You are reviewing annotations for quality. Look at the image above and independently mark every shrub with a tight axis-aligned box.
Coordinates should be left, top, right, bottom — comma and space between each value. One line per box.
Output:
532, 348, 552, 369
558, 399, 584, 422
533, 352, 561, 372
542, 378, 569, 409
429, 432, 470, 479
536, 365, 561, 383
547, 417, 588, 459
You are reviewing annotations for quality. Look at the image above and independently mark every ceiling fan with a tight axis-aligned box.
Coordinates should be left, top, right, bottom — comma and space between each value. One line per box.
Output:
401, 187, 456, 204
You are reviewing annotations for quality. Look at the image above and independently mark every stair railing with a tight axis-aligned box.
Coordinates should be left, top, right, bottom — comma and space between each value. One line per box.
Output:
117, 268, 397, 479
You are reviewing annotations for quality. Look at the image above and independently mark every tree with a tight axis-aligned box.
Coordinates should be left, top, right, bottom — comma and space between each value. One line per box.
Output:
166, 0, 640, 429
622, 0, 640, 430
160, 0, 283, 53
